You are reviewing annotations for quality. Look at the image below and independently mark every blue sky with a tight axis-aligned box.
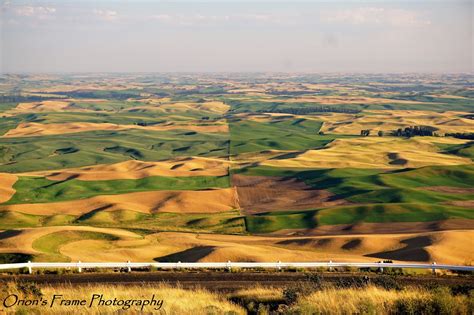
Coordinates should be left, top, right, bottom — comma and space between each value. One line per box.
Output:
0, 0, 472, 73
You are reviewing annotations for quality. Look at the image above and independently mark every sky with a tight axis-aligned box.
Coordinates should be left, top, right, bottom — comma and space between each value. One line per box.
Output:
0, 0, 472, 73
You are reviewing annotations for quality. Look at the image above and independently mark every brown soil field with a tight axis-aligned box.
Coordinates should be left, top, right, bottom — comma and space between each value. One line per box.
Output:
3, 121, 228, 137
445, 200, 474, 208
0, 173, 17, 203
420, 186, 474, 194
19, 157, 230, 180
232, 175, 348, 214
0, 188, 239, 215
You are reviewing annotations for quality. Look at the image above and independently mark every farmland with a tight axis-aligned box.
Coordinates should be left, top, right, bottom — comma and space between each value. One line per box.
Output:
0, 73, 473, 265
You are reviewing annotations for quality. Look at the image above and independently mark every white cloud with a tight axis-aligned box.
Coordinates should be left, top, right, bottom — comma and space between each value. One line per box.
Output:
322, 7, 431, 27
150, 14, 172, 21
93, 9, 118, 21
13, 6, 56, 19
147, 13, 281, 26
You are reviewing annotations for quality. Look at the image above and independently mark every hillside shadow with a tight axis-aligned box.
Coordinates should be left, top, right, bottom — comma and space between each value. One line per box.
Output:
366, 236, 433, 262
154, 246, 216, 262
0, 230, 22, 241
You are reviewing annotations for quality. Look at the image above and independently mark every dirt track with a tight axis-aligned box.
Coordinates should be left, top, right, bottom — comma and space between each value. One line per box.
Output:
1, 272, 472, 291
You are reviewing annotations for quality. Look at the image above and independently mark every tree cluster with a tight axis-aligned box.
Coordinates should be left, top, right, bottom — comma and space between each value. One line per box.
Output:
392, 126, 436, 137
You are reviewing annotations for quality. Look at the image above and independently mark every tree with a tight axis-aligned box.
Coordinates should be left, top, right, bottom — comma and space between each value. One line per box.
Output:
378, 130, 384, 137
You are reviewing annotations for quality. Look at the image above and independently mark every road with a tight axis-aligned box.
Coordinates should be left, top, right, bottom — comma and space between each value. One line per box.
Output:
1, 272, 472, 291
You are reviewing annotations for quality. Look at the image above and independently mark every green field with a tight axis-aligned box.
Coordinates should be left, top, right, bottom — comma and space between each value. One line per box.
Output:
235, 164, 474, 203
229, 118, 350, 154
5, 175, 230, 204
0, 129, 229, 173
245, 202, 474, 233
0, 73, 473, 239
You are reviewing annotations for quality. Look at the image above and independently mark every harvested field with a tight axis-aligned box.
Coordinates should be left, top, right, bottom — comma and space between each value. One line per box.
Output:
0, 173, 17, 203
0, 188, 239, 215
319, 110, 474, 135
128, 101, 230, 114
232, 175, 348, 214
0, 226, 140, 255
20, 157, 230, 180
3, 121, 228, 137
0, 224, 472, 264
11, 101, 77, 112
262, 137, 472, 169
3, 229, 470, 264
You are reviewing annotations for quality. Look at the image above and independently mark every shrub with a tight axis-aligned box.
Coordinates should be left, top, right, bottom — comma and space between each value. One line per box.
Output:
283, 287, 300, 305
372, 275, 403, 291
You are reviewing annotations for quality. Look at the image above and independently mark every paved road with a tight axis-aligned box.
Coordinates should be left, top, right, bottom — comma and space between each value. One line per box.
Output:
1, 272, 472, 291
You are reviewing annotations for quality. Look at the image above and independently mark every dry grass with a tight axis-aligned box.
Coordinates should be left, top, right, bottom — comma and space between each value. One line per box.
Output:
0, 282, 244, 314
1, 282, 471, 315
291, 286, 472, 315
20, 157, 230, 180
230, 286, 283, 302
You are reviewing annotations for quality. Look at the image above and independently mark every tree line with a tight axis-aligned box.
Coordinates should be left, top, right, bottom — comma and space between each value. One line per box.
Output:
264, 106, 360, 115
445, 133, 474, 140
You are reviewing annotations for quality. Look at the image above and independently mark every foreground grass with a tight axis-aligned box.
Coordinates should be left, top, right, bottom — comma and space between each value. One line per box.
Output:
0, 282, 244, 314
1, 281, 472, 315
291, 286, 473, 314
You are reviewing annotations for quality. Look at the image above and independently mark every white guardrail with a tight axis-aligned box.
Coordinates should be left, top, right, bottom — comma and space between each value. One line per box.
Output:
0, 261, 473, 274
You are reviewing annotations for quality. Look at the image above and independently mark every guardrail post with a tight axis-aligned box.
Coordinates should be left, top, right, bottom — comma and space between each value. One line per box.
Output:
432, 262, 436, 275
328, 260, 333, 271
177, 261, 181, 269
379, 262, 384, 273
227, 260, 232, 271
127, 260, 131, 273
277, 261, 282, 271
27, 261, 32, 274
77, 261, 82, 273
